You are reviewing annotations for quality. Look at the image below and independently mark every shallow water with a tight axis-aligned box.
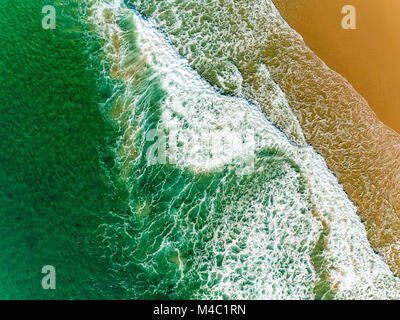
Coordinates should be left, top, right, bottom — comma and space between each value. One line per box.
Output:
125, 0, 400, 278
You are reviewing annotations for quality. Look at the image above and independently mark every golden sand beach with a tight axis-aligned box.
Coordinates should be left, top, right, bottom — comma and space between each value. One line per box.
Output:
271, 0, 400, 273
273, 0, 400, 134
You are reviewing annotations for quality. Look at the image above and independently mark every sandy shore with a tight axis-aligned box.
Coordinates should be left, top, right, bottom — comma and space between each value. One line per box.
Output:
270, 0, 400, 275
273, 0, 400, 134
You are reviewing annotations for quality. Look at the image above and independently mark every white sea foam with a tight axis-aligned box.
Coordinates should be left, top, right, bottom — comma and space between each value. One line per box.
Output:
89, 0, 400, 299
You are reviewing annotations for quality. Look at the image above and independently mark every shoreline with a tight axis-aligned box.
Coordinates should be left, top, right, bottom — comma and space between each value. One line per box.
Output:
271, 0, 400, 275
272, 0, 400, 134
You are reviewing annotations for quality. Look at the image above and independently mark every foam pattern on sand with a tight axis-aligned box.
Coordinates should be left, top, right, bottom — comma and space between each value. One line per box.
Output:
88, 0, 400, 299
126, 0, 400, 277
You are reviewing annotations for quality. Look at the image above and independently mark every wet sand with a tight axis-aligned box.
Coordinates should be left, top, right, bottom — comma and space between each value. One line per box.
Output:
273, 0, 400, 134
269, 0, 400, 274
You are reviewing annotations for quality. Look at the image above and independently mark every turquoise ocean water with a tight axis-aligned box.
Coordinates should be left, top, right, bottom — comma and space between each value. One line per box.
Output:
1, 0, 400, 299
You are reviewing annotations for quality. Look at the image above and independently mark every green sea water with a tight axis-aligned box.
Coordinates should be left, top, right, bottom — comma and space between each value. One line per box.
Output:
0, 0, 128, 299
